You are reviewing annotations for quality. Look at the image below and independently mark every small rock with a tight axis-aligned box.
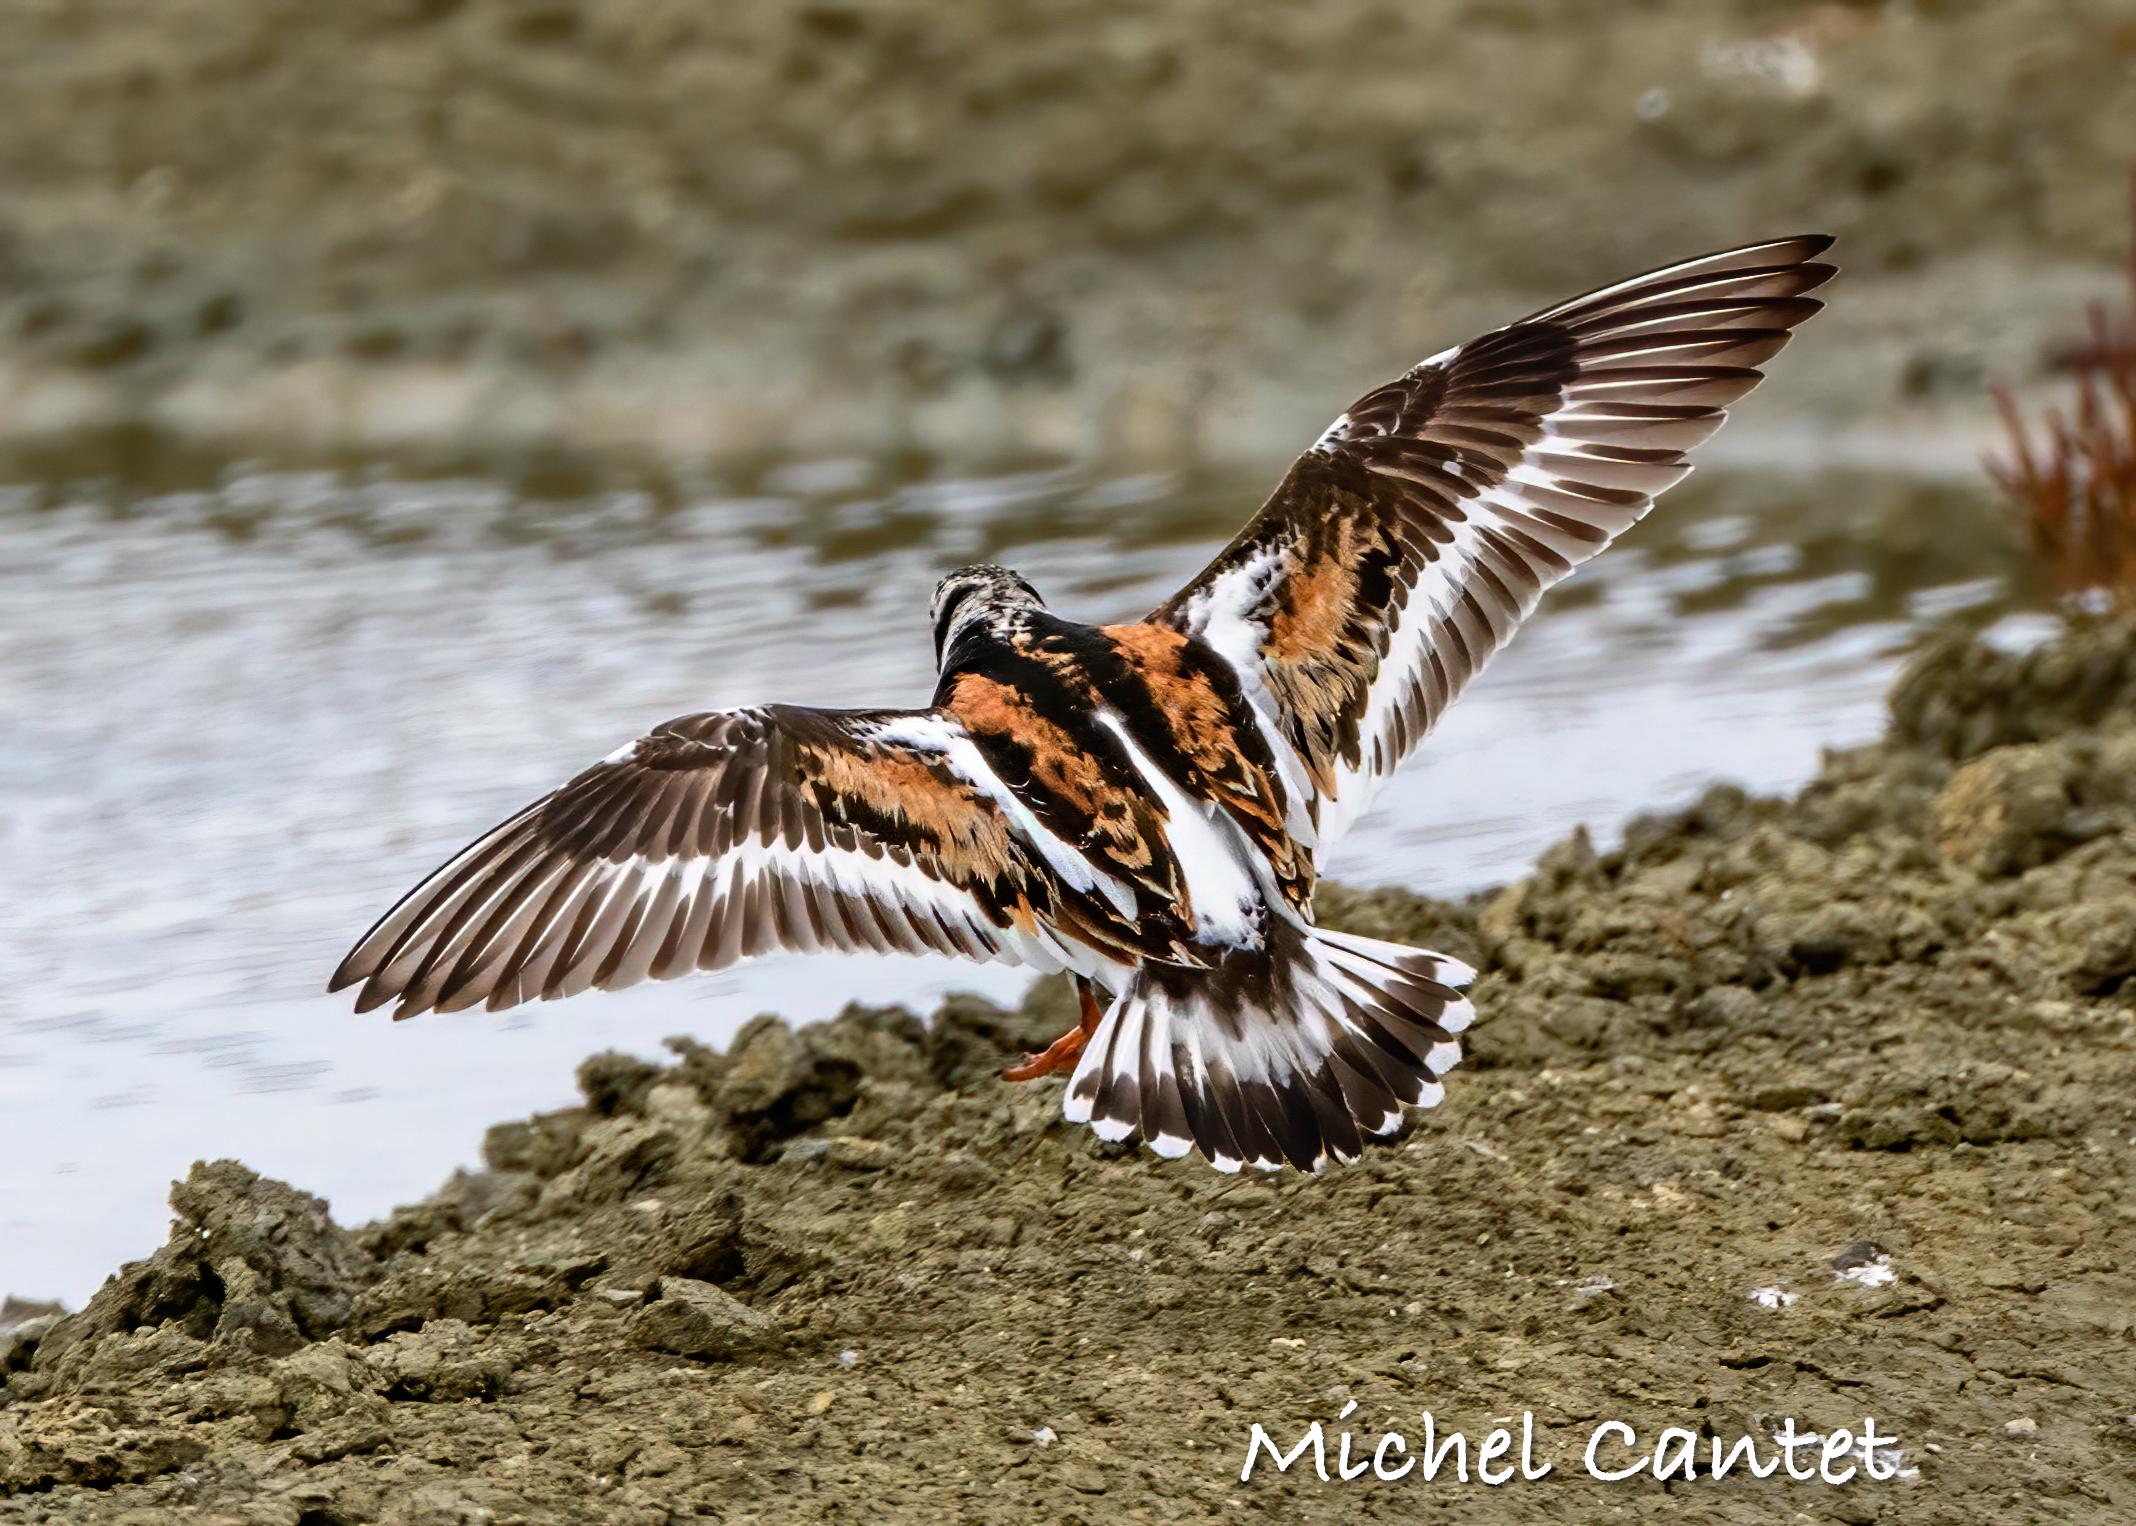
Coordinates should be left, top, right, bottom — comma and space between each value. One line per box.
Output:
402, 1480, 516, 1526
1773, 901, 1890, 973
550, 1114, 682, 1205
289, 1413, 393, 1464
1535, 825, 1606, 890
577, 1050, 663, 1117
480, 1111, 586, 1178
1680, 984, 1763, 1032
938, 1149, 993, 1189
1931, 745, 2069, 876
715, 1008, 927, 1160
808, 1389, 838, 1415
1675, 1101, 1728, 1138
2004, 1416, 2038, 1436
630, 1440, 689, 1478
367, 1319, 510, 1402
627, 1277, 775, 1360
827, 1136, 897, 1171
1538, 998, 1639, 1051
211, 1259, 306, 1355
651, 1191, 748, 1284
2060, 897, 2136, 995
275, 1340, 362, 1427
1057, 1459, 1108, 1495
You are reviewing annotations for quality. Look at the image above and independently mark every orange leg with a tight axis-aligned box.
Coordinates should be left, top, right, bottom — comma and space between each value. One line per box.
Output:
1003, 977, 1106, 1082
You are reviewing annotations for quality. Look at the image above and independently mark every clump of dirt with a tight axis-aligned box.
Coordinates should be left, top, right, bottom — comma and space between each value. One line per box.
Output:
6, 620, 2136, 1523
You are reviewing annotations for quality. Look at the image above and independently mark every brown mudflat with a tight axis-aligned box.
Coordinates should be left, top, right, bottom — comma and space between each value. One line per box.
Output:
1, 1, 2131, 463
6, 618, 2135, 1522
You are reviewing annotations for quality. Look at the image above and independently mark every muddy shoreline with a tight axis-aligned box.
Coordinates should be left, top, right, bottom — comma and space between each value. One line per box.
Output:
6, 618, 2135, 1522
3, 2, 2133, 466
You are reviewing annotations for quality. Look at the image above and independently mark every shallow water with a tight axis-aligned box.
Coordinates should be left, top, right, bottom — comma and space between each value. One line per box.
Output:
1, 439, 2026, 1301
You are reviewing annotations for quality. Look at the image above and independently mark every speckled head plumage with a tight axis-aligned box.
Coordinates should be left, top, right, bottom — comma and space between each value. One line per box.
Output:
929, 564, 1044, 666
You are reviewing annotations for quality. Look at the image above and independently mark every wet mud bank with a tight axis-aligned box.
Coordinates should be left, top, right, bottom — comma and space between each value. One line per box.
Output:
2, 1, 2132, 466
6, 619, 2136, 1522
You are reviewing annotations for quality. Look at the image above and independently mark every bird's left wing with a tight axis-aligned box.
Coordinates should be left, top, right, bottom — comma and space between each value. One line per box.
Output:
1152, 235, 1835, 846
330, 705, 1084, 1019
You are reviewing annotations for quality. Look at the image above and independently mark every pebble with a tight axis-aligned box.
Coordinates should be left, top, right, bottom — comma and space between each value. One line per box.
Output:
1676, 1101, 1728, 1138
2004, 1417, 2038, 1436
1931, 745, 2069, 877
1058, 1460, 1107, 1495
626, 1278, 776, 1360
827, 1137, 897, 1171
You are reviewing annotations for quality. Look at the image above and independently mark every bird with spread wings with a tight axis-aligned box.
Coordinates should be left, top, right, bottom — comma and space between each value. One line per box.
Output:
333, 235, 1834, 1172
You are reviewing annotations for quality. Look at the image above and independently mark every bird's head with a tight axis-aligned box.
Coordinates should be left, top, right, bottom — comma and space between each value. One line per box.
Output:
929, 564, 1044, 667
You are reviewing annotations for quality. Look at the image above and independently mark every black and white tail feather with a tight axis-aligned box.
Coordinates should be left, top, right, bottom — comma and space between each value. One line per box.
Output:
1065, 924, 1476, 1172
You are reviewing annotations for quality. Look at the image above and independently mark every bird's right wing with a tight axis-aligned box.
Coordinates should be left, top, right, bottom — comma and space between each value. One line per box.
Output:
329, 705, 1102, 1019
1153, 235, 1836, 847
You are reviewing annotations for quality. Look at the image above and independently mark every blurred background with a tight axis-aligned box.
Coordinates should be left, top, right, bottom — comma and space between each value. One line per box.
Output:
4, 0, 2133, 1302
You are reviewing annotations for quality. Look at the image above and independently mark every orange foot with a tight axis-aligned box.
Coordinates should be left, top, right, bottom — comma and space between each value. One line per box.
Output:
1003, 978, 1105, 1082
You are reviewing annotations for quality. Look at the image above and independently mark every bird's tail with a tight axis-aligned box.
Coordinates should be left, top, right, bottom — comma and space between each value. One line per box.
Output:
1062, 923, 1474, 1172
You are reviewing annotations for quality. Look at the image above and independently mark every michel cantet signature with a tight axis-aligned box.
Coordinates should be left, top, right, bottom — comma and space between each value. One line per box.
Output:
1241, 1405, 1914, 1486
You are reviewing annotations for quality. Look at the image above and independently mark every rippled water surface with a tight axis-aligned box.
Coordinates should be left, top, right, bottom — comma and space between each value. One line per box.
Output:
1, 438, 2028, 1300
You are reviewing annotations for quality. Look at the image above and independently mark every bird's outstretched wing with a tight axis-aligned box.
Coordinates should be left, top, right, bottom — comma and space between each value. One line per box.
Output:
1152, 235, 1835, 846
330, 705, 1093, 1019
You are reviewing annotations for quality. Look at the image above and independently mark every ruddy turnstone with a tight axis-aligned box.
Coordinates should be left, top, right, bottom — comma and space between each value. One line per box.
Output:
332, 235, 1834, 1171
